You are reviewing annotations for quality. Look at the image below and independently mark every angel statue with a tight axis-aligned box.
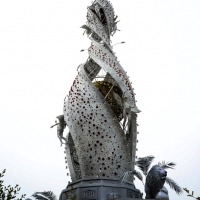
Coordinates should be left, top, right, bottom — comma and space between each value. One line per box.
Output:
50, 115, 67, 146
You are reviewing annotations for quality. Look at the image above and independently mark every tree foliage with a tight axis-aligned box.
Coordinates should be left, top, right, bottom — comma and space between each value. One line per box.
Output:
0, 169, 26, 200
183, 188, 200, 200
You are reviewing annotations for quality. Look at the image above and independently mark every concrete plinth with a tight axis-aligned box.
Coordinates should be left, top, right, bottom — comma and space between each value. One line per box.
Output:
59, 178, 143, 200
117, 199, 154, 200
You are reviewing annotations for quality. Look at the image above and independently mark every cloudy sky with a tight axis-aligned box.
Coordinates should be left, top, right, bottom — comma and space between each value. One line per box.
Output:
0, 0, 200, 199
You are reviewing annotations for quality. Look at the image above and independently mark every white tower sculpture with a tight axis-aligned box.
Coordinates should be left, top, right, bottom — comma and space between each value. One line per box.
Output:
60, 1, 142, 199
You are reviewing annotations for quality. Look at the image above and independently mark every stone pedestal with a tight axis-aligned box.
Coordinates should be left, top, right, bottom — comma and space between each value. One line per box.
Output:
117, 199, 154, 200
59, 178, 143, 200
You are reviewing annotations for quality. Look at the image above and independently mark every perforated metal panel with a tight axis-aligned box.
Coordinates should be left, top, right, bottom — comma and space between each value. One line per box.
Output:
63, 0, 140, 182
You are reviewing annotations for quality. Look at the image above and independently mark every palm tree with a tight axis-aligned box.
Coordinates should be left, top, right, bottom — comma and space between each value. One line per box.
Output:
119, 155, 183, 196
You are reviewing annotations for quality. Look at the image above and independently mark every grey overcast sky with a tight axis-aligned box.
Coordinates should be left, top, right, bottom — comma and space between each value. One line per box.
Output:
0, 0, 200, 199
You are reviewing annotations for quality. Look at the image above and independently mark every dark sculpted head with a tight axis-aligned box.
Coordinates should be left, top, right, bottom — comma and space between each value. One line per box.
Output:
145, 165, 167, 199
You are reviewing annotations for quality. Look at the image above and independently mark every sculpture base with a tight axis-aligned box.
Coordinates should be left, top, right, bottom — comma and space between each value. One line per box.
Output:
59, 178, 143, 200
118, 199, 154, 200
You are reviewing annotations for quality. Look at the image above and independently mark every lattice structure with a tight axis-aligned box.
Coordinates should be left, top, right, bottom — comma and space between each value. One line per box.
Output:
63, 0, 140, 183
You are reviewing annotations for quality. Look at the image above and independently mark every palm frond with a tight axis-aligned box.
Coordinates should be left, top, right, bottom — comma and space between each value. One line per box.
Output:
32, 192, 49, 200
118, 171, 131, 183
132, 170, 144, 186
135, 155, 155, 176
158, 161, 176, 170
32, 191, 57, 200
44, 191, 57, 200
165, 177, 183, 195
